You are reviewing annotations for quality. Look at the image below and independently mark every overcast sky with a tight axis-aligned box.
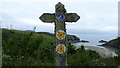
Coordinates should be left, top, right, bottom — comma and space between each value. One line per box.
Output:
0, 0, 119, 35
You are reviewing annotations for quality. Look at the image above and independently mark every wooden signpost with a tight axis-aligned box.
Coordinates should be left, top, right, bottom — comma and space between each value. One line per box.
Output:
39, 2, 80, 66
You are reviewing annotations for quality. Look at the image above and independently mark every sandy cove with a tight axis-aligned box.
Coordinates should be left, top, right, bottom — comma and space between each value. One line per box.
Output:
72, 44, 116, 58
84, 46, 113, 58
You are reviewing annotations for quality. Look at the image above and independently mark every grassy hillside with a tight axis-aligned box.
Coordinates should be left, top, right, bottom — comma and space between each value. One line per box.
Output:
107, 37, 120, 48
2, 29, 55, 66
101, 37, 120, 54
36, 32, 80, 43
2, 29, 120, 66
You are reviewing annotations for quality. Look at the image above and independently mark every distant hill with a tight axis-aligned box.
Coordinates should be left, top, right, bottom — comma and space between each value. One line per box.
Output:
2, 28, 80, 43
36, 32, 80, 43
101, 37, 120, 50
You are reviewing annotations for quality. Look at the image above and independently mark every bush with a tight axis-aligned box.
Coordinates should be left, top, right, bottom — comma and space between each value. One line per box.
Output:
2, 29, 55, 66
67, 45, 101, 66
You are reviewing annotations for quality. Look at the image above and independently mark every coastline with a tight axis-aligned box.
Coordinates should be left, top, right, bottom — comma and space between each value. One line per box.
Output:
72, 43, 118, 58
98, 45, 120, 55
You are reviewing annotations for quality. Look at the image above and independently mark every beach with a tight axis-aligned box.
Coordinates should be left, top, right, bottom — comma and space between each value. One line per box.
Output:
72, 43, 118, 58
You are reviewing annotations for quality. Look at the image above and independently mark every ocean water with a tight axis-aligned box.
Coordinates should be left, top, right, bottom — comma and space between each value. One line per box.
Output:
75, 33, 118, 46
72, 33, 119, 57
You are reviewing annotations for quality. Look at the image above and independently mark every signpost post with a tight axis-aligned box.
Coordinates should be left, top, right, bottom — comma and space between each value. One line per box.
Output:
39, 2, 80, 66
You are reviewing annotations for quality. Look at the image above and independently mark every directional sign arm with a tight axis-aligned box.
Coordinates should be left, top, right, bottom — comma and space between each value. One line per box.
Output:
65, 13, 80, 22
39, 13, 55, 23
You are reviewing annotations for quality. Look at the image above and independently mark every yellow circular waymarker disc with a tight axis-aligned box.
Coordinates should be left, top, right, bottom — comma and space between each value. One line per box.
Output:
56, 44, 66, 54
56, 30, 66, 40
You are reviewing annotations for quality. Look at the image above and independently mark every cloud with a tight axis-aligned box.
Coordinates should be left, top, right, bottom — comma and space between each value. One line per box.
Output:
0, 0, 118, 35
0, 0, 119, 3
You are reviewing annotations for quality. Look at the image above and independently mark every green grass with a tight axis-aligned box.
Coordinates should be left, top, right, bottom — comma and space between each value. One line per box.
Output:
2, 29, 120, 66
67, 43, 120, 66
2, 29, 55, 66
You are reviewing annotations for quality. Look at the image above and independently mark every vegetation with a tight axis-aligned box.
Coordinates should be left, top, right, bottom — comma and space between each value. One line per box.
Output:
102, 37, 120, 54
67, 43, 120, 66
36, 32, 80, 43
108, 37, 120, 45
103, 37, 120, 49
2, 29, 120, 66
2, 29, 55, 66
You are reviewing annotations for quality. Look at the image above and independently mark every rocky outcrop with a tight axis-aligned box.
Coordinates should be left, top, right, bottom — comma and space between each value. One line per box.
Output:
99, 40, 107, 43
80, 40, 89, 43
100, 37, 120, 52
66, 35, 80, 43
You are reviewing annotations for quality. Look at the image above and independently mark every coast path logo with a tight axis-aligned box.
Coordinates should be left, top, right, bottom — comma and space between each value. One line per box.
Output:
56, 44, 66, 54
56, 30, 66, 40
56, 13, 65, 21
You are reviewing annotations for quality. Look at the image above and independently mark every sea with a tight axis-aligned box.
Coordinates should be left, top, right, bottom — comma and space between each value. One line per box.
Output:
72, 33, 118, 57
73, 33, 118, 46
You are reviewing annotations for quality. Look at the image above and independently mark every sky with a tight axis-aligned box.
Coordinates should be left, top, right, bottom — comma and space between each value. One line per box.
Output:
0, 0, 119, 37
